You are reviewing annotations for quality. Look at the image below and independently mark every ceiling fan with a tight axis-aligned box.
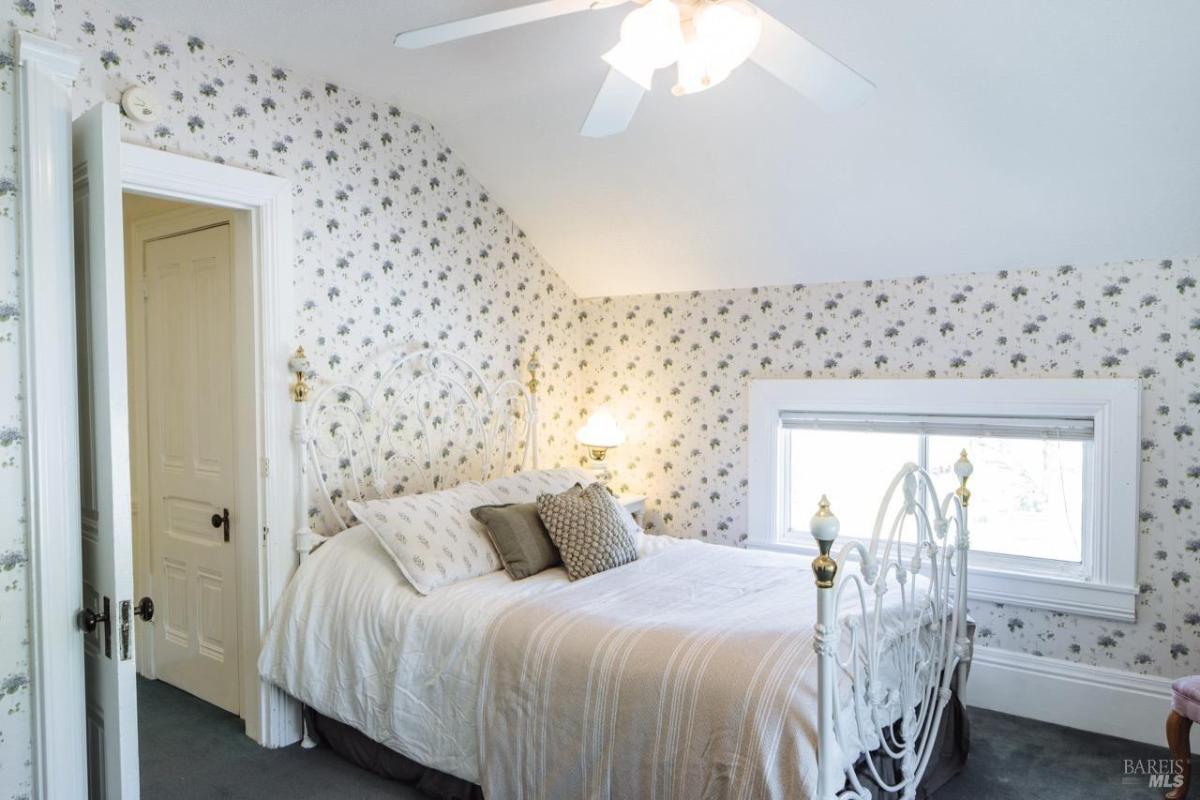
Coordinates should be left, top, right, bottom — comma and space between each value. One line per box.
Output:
393, 0, 875, 138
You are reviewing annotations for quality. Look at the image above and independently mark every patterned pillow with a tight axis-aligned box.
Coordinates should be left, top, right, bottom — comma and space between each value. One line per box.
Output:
536, 482, 638, 581
349, 481, 503, 595
484, 468, 595, 504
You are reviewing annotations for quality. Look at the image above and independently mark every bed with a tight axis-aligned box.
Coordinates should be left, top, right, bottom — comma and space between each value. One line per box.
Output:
259, 347, 974, 800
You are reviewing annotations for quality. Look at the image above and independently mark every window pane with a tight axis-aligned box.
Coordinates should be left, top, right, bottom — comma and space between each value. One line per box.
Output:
927, 436, 1085, 563
786, 429, 920, 542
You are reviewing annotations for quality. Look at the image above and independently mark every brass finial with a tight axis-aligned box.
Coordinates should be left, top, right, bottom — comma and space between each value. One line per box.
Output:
810, 495, 840, 589
289, 346, 310, 403
815, 495, 832, 517
954, 449, 973, 507
526, 349, 540, 395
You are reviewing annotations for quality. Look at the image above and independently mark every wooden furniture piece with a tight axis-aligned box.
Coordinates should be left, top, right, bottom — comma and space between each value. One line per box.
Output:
1167, 677, 1199, 799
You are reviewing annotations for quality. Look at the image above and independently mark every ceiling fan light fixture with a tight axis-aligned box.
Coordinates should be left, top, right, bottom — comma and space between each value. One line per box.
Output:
672, 24, 730, 96
602, 42, 657, 91
602, 0, 684, 90
692, 0, 762, 77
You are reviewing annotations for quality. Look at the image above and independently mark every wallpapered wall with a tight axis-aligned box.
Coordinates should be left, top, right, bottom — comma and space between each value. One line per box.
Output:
0, 0, 585, 793
583, 257, 1199, 677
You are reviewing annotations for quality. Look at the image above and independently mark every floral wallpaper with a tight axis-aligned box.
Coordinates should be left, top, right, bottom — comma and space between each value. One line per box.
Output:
582, 257, 1199, 678
57, 0, 587, 454
1, 0, 585, 793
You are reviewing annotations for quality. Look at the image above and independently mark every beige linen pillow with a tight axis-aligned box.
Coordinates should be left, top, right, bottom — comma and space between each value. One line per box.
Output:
470, 502, 562, 580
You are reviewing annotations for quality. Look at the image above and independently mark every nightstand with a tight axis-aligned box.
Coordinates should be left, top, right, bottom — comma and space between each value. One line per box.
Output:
618, 494, 646, 525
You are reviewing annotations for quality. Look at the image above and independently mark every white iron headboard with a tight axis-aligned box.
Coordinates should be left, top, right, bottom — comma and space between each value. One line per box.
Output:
288, 346, 539, 558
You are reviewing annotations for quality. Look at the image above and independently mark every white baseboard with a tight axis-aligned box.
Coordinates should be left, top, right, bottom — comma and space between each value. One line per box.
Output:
968, 647, 1197, 754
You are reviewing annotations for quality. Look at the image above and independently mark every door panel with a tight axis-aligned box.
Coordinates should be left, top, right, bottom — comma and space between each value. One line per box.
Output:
143, 222, 241, 714
74, 102, 138, 799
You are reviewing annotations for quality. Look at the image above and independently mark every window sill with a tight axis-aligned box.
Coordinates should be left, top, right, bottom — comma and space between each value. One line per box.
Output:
745, 539, 1138, 622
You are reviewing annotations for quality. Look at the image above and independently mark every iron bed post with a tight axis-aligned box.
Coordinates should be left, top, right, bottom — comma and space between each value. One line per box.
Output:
811, 495, 842, 800
952, 450, 973, 705
289, 347, 314, 564
526, 349, 539, 471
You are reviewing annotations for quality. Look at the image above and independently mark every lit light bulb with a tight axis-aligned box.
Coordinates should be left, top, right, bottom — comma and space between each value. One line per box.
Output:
602, 0, 684, 91
672, 0, 761, 96
672, 23, 730, 96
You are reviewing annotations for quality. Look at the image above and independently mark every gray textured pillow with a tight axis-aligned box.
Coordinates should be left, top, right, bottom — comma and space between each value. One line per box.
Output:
470, 502, 562, 580
537, 482, 638, 581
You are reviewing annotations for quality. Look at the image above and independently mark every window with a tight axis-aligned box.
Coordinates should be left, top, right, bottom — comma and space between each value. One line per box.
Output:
781, 414, 1089, 564
748, 379, 1141, 621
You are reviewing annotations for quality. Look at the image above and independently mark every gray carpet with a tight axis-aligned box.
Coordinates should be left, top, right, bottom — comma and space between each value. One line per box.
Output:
138, 676, 1183, 799
138, 677, 422, 799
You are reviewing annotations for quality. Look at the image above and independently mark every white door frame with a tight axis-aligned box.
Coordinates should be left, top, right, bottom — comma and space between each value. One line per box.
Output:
118, 144, 301, 748
18, 44, 303, 791
17, 30, 88, 800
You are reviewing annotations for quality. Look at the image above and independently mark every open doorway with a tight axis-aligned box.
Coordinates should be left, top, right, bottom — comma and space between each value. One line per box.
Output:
20, 85, 301, 794
122, 193, 250, 719
44, 101, 301, 799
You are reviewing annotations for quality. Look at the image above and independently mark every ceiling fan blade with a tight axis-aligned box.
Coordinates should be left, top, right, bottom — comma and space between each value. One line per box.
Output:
580, 68, 645, 138
748, 7, 875, 112
394, 0, 622, 49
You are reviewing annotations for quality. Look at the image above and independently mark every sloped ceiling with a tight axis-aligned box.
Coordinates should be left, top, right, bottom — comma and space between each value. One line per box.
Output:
103, 0, 1200, 296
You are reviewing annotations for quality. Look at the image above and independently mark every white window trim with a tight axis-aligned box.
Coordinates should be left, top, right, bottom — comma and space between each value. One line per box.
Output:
747, 378, 1141, 621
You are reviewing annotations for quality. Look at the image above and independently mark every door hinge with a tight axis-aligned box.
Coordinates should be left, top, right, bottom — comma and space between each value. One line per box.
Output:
261, 457, 270, 477
262, 526, 269, 544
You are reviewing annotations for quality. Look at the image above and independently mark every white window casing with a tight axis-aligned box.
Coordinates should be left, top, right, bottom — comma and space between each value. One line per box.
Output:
747, 378, 1141, 621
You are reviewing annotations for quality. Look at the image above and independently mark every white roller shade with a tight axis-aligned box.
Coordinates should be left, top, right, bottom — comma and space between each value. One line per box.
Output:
779, 411, 1094, 441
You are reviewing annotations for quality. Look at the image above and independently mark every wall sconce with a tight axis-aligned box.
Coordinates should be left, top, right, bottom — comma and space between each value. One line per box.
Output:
576, 408, 626, 479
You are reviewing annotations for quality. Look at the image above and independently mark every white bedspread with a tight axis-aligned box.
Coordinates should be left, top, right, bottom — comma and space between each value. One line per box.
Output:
258, 525, 685, 783
259, 527, 926, 794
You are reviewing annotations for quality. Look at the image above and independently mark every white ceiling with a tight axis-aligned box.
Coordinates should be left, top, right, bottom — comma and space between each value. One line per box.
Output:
107, 0, 1200, 297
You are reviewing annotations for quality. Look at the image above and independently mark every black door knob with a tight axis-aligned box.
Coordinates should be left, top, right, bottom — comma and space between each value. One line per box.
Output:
77, 607, 106, 633
134, 596, 154, 622
211, 508, 230, 542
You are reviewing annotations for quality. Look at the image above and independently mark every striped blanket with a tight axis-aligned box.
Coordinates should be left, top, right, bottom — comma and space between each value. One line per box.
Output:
478, 539, 876, 800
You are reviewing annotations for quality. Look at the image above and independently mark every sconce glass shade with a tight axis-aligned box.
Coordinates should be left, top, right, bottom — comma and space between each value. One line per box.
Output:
672, 0, 761, 96
602, 0, 684, 91
576, 409, 627, 450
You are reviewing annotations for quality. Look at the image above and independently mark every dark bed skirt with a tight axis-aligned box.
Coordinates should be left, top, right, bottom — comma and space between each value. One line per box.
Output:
306, 683, 970, 800
308, 710, 483, 800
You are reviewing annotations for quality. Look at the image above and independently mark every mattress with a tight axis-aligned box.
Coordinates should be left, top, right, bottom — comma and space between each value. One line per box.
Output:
258, 524, 684, 783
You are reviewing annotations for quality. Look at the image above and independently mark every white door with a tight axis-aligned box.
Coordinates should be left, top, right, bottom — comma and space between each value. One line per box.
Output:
74, 103, 139, 799
142, 220, 241, 714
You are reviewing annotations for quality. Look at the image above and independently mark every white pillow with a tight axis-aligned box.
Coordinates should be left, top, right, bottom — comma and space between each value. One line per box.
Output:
349, 481, 503, 595
483, 467, 595, 503
610, 494, 646, 551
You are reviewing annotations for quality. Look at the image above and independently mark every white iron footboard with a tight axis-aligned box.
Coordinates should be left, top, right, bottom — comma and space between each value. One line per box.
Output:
811, 452, 973, 800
